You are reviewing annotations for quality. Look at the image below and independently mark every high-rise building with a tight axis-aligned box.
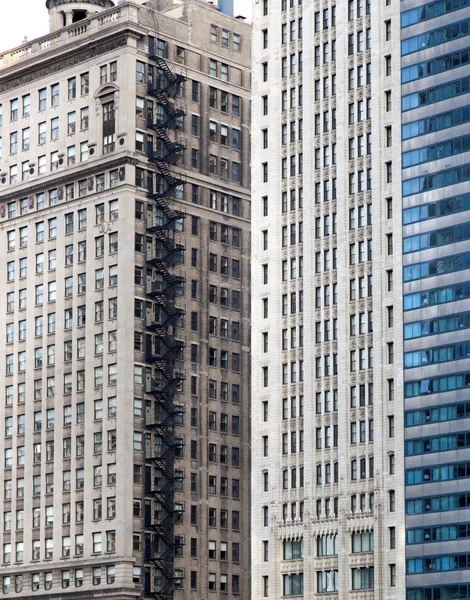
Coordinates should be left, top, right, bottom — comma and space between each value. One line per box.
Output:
0, 1, 250, 597
401, 1, 470, 599
252, 0, 470, 597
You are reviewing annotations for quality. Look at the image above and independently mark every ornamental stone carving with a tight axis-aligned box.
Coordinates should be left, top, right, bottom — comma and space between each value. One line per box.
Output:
46, 0, 114, 8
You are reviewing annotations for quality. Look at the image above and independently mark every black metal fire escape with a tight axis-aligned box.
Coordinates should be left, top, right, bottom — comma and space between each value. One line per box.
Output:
143, 36, 186, 600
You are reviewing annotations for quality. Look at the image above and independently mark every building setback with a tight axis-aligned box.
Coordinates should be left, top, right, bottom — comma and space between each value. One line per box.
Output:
0, 0, 250, 598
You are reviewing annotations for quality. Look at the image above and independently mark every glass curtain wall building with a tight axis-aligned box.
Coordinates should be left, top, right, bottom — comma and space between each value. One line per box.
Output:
401, 0, 470, 598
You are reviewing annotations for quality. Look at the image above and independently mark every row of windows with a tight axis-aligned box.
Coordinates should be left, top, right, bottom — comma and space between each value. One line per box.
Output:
1, 564, 128, 594
207, 155, 241, 182
348, 29, 372, 54
408, 553, 470, 574
406, 400, 470, 426
402, 74, 470, 112
5, 399, 119, 428
316, 462, 339, 485
209, 24, 242, 51
279, 18, 303, 44
206, 120, 241, 150
350, 457, 375, 481
403, 192, 470, 224
296, 568, 374, 592
405, 371, 470, 398
281, 430, 304, 454
204, 476, 241, 499
207, 87, 241, 116
3, 495, 138, 532
185, 571, 239, 593
6, 204, 115, 250
280, 467, 304, 490
401, 0, 470, 28
4, 463, 147, 499
407, 492, 470, 514
351, 492, 375, 514
280, 257, 304, 281
5, 107, 89, 156
402, 17, 470, 55
6, 353, 119, 389
403, 134, 470, 169
402, 47, 470, 85
205, 539, 240, 563
407, 522, 470, 544
7, 250, 116, 280
404, 310, 470, 340
403, 105, 470, 141
404, 341, 470, 369
4, 435, 120, 464
406, 431, 470, 456
7, 300, 117, 340
404, 280, 470, 311
349, 347, 375, 372
406, 462, 470, 485
283, 538, 303, 560
316, 534, 337, 557
2, 530, 116, 564
4, 178, 117, 225
350, 275, 374, 300
0, 73, 93, 127
347, 0, 372, 20
8, 143, 91, 184
348, 64, 372, 90
407, 585, 470, 600
350, 419, 374, 444
348, 98, 372, 124
207, 411, 240, 435
350, 383, 376, 407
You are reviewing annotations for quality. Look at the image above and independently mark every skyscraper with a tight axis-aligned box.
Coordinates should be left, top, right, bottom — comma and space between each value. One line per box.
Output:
252, 0, 470, 597
0, 0, 251, 597
401, 1, 470, 599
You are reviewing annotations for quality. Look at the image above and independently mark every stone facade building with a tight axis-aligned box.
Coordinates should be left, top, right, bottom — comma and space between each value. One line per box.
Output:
251, 0, 470, 595
0, 0, 250, 597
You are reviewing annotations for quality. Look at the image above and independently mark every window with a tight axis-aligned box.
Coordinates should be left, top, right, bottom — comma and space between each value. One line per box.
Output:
68, 77, 76, 100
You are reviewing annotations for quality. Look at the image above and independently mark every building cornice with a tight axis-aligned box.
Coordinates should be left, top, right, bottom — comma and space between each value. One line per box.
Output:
46, 0, 115, 8
0, 31, 137, 94
0, 155, 138, 206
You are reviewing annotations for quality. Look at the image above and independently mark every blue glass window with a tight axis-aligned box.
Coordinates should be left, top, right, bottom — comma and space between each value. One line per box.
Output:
406, 461, 470, 485
403, 221, 470, 252
402, 75, 470, 112
404, 280, 470, 310
405, 431, 470, 456
406, 400, 470, 424
405, 371, 470, 397
403, 251, 470, 282
402, 105, 470, 140
407, 522, 470, 544
403, 162, 470, 196
402, 47, 470, 84
407, 553, 470, 574
405, 342, 470, 368
403, 192, 470, 224
407, 585, 470, 600
403, 135, 470, 168
404, 310, 470, 339
406, 491, 470, 513
402, 18, 470, 55
402, 0, 470, 28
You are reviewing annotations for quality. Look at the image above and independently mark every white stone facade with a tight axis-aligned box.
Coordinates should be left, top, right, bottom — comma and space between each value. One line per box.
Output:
251, 0, 405, 597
